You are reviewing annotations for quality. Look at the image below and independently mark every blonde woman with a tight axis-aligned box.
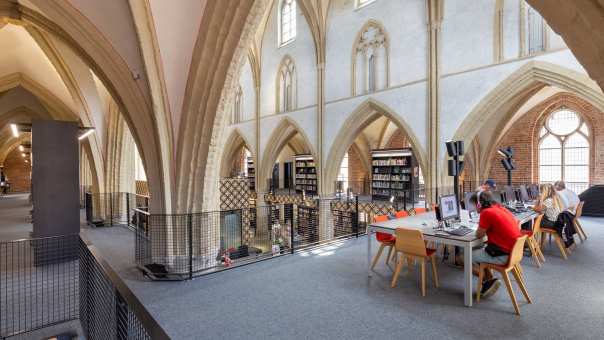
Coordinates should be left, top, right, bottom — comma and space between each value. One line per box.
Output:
533, 183, 562, 228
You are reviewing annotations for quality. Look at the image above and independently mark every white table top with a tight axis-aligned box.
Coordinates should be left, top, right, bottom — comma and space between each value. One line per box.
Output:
369, 209, 539, 243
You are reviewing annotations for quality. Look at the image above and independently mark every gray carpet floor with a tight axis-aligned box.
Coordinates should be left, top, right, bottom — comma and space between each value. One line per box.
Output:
2, 194, 603, 339
80, 215, 604, 340
0, 194, 32, 241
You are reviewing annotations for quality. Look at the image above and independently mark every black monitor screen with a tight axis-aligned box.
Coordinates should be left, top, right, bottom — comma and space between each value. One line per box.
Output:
439, 194, 459, 221
504, 186, 515, 203
519, 185, 530, 202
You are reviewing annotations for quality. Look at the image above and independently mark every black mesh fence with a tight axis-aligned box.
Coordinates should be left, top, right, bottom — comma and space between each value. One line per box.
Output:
0, 234, 168, 339
0, 235, 79, 338
85, 192, 137, 228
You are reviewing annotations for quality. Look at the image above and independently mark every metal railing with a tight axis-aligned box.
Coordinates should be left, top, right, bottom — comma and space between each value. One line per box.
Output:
85, 192, 149, 230
0, 234, 169, 339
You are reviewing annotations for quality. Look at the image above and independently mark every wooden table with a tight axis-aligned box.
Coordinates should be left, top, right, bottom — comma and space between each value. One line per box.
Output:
367, 210, 538, 307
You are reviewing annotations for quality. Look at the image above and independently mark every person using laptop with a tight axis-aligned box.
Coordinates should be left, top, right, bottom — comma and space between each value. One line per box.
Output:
480, 179, 497, 191
533, 183, 562, 228
469, 191, 521, 298
554, 181, 580, 214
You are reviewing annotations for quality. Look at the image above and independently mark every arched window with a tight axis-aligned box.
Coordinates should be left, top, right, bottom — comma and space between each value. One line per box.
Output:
352, 21, 388, 96
539, 109, 590, 193
279, 0, 296, 46
232, 85, 243, 124
527, 3, 545, 54
276, 56, 296, 113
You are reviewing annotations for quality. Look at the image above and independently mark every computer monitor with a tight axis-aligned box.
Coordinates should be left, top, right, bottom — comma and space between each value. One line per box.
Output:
504, 186, 515, 203
464, 192, 477, 213
519, 185, 530, 202
491, 190, 503, 204
439, 194, 459, 221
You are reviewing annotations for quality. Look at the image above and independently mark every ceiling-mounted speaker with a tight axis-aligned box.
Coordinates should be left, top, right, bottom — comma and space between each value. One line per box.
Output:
455, 141, 465, 156
501, 158, 515, 171
445, 141, 457, 157
448, 159, 458, 176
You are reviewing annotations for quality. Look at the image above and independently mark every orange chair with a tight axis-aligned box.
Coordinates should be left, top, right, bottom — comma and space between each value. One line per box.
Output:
390, 227, 439, 296
476, 235, 532, 315
520, 215, 546, 267
573, 201, 587, 242
395, 210, 409, 219
371, 215, 396, 270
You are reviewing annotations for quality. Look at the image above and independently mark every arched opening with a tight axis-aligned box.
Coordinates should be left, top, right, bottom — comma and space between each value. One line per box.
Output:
325, 99, 427, 207
259, 118, 316, 194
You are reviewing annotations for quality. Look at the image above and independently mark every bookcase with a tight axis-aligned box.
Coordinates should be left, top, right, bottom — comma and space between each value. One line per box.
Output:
371, 148, 419, 203
294, 155, 317, 195
246, 156, 255, 191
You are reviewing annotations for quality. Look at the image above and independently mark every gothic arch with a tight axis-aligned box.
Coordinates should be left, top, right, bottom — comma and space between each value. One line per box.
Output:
219, 128, 256, 179
258, 116, 317, 193
7, 1, 172, 212
351, 20, 390, 96
453, 61, 604, 184
275, 55, 297, 113
324, 98, 427, 194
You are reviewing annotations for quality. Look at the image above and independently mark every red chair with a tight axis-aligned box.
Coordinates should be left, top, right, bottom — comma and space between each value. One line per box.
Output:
371, 215, 395, 270
395, 210, 409, 219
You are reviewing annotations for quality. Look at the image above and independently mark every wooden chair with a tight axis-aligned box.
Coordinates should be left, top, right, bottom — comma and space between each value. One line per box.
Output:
476, 235, 532, 315
520, 215, 546, 267
390, 227, 439, 296
371, 215, 396, 270
573, 201, 587, 242
539, 219, 568, 260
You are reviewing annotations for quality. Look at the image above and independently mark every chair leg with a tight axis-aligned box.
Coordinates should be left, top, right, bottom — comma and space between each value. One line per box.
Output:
527, 237, 541, 268
553, 235, 568, 260
371, 244, 386, 270
512, 266, 532, 304
476, 264, 485, 303
406, 257, 414, 271
540, 231, 546, 250
386, 245, 394, 265
430, 255, 439, 288
501, 270, 521, 315
391, 254, 404, 288
420, 258, 426, 297
575, 220, 587, 241
535, 239, 546, 263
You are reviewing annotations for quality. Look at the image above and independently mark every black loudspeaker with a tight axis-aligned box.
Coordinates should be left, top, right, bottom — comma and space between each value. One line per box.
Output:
455, 141, 464, 156
445, 141, 457, 157
501, 158, 515, 171
448, 159, 458, 176
457, 161, 465, 174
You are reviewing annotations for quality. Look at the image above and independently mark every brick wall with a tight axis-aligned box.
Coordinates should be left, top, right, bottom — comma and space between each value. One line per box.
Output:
347, 144, 368, 192
484, 92, 604, 186
386, 129, 410, 148
3, 147, 31, 193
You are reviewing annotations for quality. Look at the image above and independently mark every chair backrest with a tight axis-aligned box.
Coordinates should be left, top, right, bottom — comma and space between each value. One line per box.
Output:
395, 210, 408, 219
575, 201, 584, 218
532, 214, 543, 235
507, 235, 528, 267
374, 215, 388, 223
395, 227, 427, 257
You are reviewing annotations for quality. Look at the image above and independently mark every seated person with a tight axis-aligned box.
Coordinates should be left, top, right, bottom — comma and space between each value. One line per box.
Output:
469, 190, 521, 298
554, 181, 580, 214
532, 183, 562, 228
480, 179, 497, 191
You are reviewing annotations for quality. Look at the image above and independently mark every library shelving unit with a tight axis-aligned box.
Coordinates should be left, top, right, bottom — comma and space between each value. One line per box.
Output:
294, 155, 317, 196
246, 156, 255, 191
370, 148, 419, 203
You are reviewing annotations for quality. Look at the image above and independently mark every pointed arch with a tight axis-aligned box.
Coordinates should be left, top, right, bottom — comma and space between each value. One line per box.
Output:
324, 98, 427, 194
453, 61, 604, 183
259, 116, 317, 192
351, 20, 390, 96
220, 128, 257, 179
276, 55, 297, 113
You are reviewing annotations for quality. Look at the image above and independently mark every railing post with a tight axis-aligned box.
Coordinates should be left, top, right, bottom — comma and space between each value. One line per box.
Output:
110, 193, 114, 226
354, 195, 359, 238
126, 193, 130, 227
188, 213, 193, 280
290, 204, 295, 254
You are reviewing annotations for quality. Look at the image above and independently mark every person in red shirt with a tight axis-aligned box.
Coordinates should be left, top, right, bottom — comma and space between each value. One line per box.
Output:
469, 190, 521, 298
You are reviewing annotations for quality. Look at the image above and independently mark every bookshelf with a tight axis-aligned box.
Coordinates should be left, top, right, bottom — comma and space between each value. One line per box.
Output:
294, 155, 317, 195
371, 148, 419, 203
246, 156, 255, 191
